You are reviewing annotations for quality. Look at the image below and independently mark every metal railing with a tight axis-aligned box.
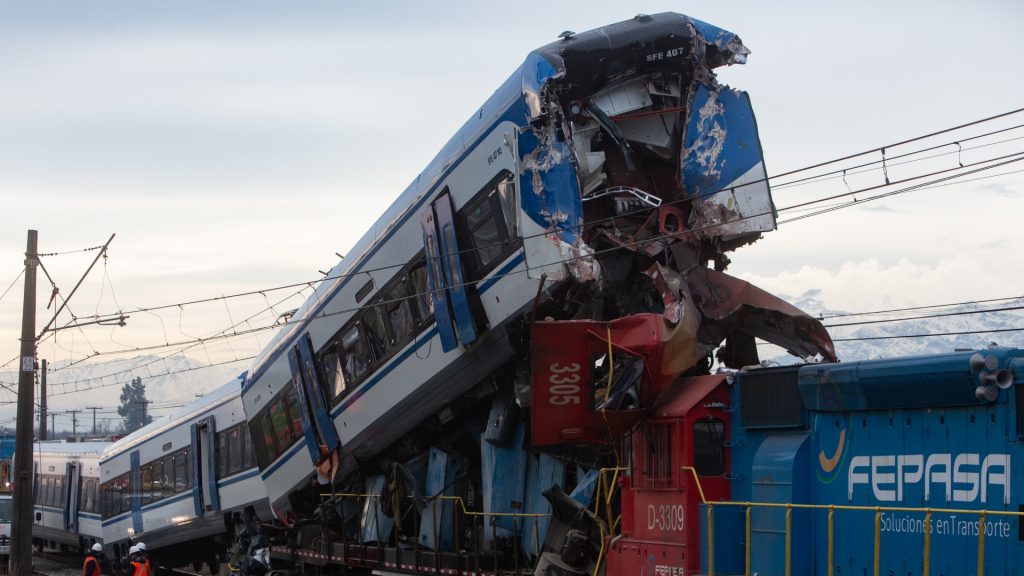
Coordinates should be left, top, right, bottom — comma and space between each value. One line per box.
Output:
681, 466, 1024, 576
305, 491, 550, 575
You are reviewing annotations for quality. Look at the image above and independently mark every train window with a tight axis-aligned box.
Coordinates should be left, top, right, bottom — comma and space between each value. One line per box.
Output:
270, 398, 292, 451
286, 389, 303, 441
162, 458, 174, 498
464, 193, 504, 270
461, 171, 516, 277
150, 461, 163, 501
228, 427, 242, 474
255, 410, 276, 468
82, 479, 91, 513
640, 423, 674, 488
141, 465, 154, 505
80, 479, 91, 514
355, 278, 374, 303
242, 423, 255, 470
340, 323, 370, 383
320, 347, 348, 400
363, 307, 389, 361
384, 279, 417, 346
409, 260, 432, 320
693, 418, 726, 477
217, 430, 229, 478
53, 475, 64, 507
120, 474, 131, 514
174, 450, 188, 492
100, 482, 109, 517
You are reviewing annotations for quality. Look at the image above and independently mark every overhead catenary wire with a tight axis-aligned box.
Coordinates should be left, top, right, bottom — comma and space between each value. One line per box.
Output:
831, 327, 1024, 342
819, 294, 1024, 320
9, 110, 1024, 392
55, 107, 1024, 331
823, 304, 1024, 328
71, 142, 1024, 332
25, 151, 1024, 392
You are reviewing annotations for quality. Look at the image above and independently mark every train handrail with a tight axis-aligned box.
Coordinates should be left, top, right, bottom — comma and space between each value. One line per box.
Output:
681, 466, 1024, 576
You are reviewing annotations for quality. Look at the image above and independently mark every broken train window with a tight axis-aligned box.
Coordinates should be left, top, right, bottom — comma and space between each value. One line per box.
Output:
460, 170, 517, 278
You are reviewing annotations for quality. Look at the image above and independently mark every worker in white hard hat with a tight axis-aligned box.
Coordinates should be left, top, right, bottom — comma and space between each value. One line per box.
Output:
136, 542, 152, 576
128, 545, 145, 576
83, 542, 103, 576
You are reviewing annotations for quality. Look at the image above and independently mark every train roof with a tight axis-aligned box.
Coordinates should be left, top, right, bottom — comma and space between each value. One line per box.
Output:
245, 12, 749, 386
100, 374, 244, 462
32, 440, 111, 456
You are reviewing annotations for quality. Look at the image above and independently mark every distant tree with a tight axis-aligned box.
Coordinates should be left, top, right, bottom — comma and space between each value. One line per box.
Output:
117, 377, 153, 433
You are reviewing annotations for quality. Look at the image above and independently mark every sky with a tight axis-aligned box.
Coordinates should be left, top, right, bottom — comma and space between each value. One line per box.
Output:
0, 0, 1022, 424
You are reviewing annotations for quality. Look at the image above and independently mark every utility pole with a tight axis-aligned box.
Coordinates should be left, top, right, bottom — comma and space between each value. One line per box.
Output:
86, 406, 102, 436
39, 358, 47, 441
67, 409, 80, 437
11, 230, 37, 576
50, 413, 57, 437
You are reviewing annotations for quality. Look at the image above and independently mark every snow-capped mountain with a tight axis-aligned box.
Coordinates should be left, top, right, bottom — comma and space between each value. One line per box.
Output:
777, 292, 1024, 363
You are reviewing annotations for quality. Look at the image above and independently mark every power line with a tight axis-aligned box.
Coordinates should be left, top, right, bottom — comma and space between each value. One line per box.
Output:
13, 111, 1024, 392
819, 295, 1024, 320
768, 106, 1024, 180
831, 327, 1024, 342
44, 355, 254, 398
771, 123, 1024, 190
37, 244, 107, 257
823, 305, 1024, 328
0, 267, 25, 304
65, 110, 1024, 329
778, 154, 1024, 224
29, 153, 1024, 392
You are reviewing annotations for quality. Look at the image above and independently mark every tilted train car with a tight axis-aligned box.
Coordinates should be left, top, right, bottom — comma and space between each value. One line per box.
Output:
30, 441, 107, 552
237, 11, 837, 576
99, 375, 270, 572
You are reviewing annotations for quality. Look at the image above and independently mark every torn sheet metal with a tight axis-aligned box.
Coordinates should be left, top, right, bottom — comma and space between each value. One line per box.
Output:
518, 112, 591, 282
686, 267, 838, 362
682, 85, 776, 242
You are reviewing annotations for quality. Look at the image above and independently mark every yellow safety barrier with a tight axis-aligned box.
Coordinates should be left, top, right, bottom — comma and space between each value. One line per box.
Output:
681, 466, 1024, 576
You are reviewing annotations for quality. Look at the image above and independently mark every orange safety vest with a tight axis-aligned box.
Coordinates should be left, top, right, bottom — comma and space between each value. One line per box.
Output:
143, 558, 152, 576
130, 560, 145, 576
83, 555, 100, 576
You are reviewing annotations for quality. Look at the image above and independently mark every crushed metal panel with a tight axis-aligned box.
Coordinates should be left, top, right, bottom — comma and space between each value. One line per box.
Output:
682, 85, 776, 241
517, 117, 596, 282
689, 268, 837, 362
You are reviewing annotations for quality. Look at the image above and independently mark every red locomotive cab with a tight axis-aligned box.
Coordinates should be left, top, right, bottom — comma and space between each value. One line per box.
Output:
606, 375, 731, 576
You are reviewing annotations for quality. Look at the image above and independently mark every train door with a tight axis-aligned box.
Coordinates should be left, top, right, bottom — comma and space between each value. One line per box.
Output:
420, 191, 478, 352
129, 451, 143, 535
63, 462, 79, 532
288, 334, 340, 469
190, 417, 220, 514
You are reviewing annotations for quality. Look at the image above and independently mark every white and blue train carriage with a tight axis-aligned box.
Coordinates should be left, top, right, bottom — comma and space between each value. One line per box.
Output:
31, 441, 107, 552
242, 11, 781, 523
99, 374, 269, 571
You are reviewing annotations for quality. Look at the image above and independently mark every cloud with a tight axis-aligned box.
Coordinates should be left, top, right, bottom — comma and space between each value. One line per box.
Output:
857, 204, 906, 213
976, 182, 1018, 197
737, 255, 1024, 313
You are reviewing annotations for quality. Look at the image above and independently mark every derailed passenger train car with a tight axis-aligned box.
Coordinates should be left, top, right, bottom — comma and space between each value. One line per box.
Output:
238, 11, 835, 575
30, 442, 107, 553
100, 375, 270, 573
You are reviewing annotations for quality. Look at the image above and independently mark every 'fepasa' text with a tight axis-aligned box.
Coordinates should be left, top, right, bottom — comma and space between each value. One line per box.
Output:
848, 453, 1010, 504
